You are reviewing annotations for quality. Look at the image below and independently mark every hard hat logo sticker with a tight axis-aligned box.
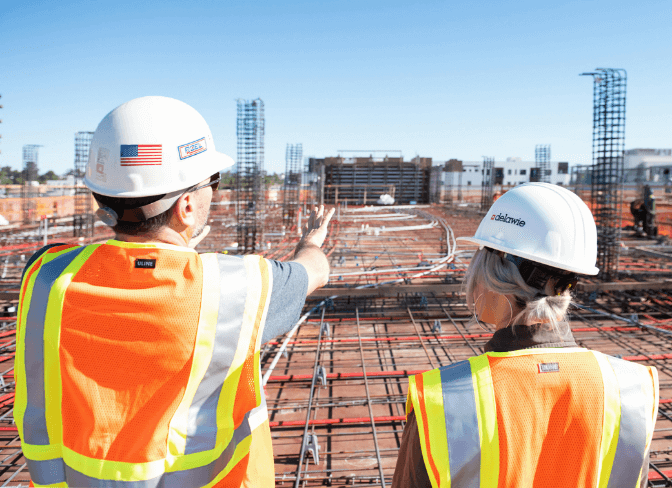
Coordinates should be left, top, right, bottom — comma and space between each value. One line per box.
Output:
178, 137, 207, 160
491, 213, 526, 227
96, 148, 109, 182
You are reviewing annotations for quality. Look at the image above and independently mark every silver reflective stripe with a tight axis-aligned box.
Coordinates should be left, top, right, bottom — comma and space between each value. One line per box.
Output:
606, 356, 649, 488
440, 360, 480, 488
64, 411, 252, 488
23, 247, 85, 445
184, 254, 248, 454
27, 458, 66, 485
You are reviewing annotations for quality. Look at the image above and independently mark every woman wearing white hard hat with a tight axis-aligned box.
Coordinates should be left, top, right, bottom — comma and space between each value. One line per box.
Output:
393, 183, 658, 488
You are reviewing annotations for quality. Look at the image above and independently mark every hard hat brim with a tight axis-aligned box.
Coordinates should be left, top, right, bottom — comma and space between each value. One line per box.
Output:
217, 151, 235, 171
456, 236, 600, 275
85, 150, 235, 198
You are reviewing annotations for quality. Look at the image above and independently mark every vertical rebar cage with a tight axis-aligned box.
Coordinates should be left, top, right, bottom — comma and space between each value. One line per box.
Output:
535, 144, 551, 183
283, 143, 303, 228
582, 68, 627, 281
21, 144, 42, 224
73, 131, 94, 238
480, 156, 495, 212
236, 99, 265, 254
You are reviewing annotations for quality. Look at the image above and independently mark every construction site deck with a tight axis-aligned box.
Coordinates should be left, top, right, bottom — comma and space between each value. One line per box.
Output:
0, 197, 670, 487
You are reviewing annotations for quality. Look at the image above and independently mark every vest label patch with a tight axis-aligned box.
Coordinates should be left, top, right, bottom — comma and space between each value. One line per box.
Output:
135, 259, 156, 269
538, 362, 559, 373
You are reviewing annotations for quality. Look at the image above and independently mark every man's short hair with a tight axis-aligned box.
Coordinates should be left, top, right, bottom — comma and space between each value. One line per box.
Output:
92, 193, 176, 236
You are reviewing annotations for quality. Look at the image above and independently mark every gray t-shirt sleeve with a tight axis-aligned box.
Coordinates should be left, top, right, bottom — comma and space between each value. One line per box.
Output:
261, 259, 309, 344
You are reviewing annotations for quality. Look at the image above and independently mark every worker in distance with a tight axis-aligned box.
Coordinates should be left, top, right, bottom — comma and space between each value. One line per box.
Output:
392, 182, 658, 488
15, 96, 334, 487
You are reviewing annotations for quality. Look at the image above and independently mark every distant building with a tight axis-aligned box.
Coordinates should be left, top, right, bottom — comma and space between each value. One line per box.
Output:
46, 175, 75, 187
309, 155, 432, 204
442, 157, 571, 188
623, 149, 672, 184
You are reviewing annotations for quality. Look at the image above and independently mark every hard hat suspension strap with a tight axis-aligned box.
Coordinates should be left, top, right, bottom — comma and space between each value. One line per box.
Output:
94, 189, 185, 224
502, 251, 578, 296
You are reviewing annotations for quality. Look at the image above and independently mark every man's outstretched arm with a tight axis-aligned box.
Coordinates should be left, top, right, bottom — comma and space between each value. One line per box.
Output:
291, 205, 335, 294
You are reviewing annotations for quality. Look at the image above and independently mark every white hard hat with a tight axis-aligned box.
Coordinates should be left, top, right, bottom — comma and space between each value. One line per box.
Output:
457, 182, 599, 275
85, 96, 233, 198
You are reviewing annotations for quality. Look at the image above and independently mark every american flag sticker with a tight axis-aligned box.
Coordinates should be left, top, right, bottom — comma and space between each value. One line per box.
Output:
178, 137, 207, 160
120, 145, 162, 166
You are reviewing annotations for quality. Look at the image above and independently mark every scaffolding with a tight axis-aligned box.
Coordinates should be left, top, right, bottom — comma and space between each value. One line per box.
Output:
581, 68, 627, 281
236, 99, 265, 254
283, 143, 303, 228
480, 156, 494, 211
73, 132, 94, 238
535, 144, 551, 183
21, 145, 41, 224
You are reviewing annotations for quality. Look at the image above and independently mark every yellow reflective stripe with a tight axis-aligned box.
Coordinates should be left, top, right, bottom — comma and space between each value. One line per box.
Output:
406, 384, 413, 418
209, 255, 262, 450
640, 365, 659, 485
18, 442, 62, 461
648, 365, 660, 445
32, 482, 67, 487
593, 351, 620, 488
62, 444, 166, 481
215, 365, 243, 450
14, 256, 40, 440
253, 350, 262, 407
425, 369, 450, 488
256, 259, 273, 353
230, 255, 263, 377
469, 354, 499, 488
44, 244, 100, 446
62, 409, 255, 481
409, 369, 448, 488
407, 376, 436, 487
104, 239, 198, 253
253, 257, 271, 404
203, 435, 253, 488
484, 347, 587, 358
14, 246, 82, 444
167, 253, 220, 458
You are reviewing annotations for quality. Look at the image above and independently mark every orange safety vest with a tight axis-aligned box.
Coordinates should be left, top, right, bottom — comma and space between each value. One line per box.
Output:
15, 240, 275, 487
407, 347, 659, 488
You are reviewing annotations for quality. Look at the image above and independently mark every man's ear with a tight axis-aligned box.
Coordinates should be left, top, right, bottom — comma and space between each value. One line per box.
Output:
173, 192, 197, 229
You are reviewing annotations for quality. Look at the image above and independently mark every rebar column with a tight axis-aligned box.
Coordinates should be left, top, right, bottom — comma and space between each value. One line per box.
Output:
236, 99, 265, 254
73, 131, 94, 238
480, 156, 494, 211
535, 144, 551, 183
283, 143, 302, 228
581, 68, 627, 281
21, 145, 42, 224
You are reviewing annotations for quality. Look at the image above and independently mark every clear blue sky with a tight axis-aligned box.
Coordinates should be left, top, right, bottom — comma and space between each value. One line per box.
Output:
2, 0, 670, 176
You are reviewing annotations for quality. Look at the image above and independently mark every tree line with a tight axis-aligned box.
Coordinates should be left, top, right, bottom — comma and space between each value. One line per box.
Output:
219, 172, 283, 189
0, 163, 60, 185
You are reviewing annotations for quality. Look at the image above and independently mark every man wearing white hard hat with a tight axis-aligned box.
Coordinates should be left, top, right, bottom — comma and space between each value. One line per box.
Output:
392, 183, 658, 488
15, 96, 334, 487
